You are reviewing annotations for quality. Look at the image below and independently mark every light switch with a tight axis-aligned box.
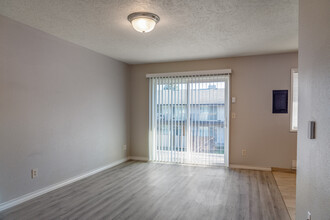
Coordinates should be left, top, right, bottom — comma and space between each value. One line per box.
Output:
232, 97, 236, 103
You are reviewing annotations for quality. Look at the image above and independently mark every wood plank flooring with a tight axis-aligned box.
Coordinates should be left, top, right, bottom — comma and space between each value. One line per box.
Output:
0, 161, 290, 220
272, 171, 296, 220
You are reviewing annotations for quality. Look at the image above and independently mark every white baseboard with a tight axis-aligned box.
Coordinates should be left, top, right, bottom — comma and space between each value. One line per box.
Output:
129, 156, 149, 161
229, 164, 271, 171
0, 157, 128, 212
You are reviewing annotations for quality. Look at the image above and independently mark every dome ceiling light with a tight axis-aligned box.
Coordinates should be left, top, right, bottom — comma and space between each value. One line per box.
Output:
127, 12, 160, 33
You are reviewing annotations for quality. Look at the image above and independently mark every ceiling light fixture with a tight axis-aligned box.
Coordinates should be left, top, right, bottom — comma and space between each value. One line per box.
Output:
127, 12, 160, 33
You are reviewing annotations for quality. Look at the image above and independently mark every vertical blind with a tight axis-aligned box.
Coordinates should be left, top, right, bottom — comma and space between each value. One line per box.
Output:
148, 73, 229, 166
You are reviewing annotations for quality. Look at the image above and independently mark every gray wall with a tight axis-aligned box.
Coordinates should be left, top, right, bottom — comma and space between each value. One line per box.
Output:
0, 15, 130, 204
296, 0, 330, 219
130, 53, 298, 168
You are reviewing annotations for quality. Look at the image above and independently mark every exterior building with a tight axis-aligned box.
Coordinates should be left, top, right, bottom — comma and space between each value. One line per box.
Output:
155, 82, 225, 156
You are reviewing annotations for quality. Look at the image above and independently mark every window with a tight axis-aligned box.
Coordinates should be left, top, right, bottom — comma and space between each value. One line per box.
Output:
290, 69, 298, 131
148, 72, 230, 166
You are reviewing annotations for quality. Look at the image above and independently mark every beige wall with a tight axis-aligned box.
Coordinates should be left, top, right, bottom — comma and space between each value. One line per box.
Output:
296, 0, 330, 219
0, 15, 130, 204
130, 52, 298, 168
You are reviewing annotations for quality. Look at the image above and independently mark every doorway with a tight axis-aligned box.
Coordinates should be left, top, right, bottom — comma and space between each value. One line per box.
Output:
148, 73, 230, 166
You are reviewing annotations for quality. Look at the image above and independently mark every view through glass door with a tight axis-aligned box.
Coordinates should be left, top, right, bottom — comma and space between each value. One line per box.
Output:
149, 74, 229, 166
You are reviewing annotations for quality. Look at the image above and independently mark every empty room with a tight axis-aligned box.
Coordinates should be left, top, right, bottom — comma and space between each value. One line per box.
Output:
0, 0, 329, 219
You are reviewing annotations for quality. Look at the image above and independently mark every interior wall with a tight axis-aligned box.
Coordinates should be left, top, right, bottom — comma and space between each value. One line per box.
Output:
0, 15, 130, 204
296, 0, 330, 219
129, 52, 298, 169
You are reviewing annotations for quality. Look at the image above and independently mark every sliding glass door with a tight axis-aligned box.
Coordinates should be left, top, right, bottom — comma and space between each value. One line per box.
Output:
149, 74, 229, 166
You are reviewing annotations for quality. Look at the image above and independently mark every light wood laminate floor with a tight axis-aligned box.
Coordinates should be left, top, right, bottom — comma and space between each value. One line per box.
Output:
0, 161, 290, 220
272, 171, 296, 220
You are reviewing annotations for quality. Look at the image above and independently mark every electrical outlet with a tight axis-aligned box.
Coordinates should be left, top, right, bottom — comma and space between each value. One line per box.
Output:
123, 145, 127, 151
307, 211, 311, 220
31, 169, 38, 179
242, 149, 247, 157
231, 112, 236, 119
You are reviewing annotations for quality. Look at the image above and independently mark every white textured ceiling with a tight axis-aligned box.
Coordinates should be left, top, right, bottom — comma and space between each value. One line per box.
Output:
0, 0, 298, 64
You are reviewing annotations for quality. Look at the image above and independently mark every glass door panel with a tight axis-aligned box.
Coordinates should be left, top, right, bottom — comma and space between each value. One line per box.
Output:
150, 76, 229, 166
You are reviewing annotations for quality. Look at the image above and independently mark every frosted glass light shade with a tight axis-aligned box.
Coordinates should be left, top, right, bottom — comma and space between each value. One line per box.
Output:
131, 17, 156, 33
128, 12, 160, 33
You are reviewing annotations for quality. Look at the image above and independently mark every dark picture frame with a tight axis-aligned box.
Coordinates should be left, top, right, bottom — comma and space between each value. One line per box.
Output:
272, 90, 288, 113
